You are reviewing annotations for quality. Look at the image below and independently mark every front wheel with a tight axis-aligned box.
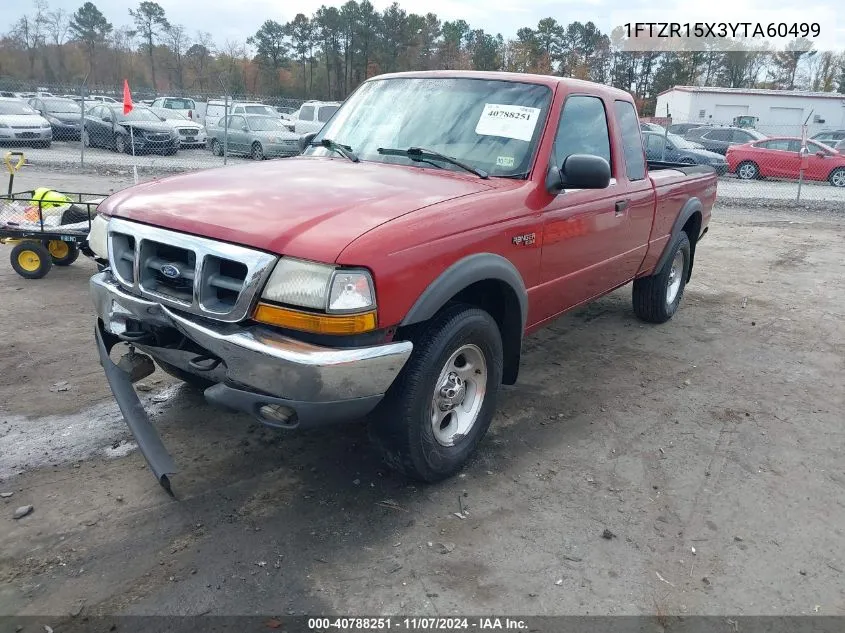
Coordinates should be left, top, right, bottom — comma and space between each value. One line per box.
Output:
632, 231, 691, 324
829, 167, 845, 188
369, 305, 503, 482
251, 142, 265, 160
114, 134, 127, 154
210, 138, 222, 156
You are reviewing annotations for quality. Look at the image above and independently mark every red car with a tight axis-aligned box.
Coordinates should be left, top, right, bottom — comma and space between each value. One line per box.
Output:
727, 136, 845, 187
87, 71, 717, 490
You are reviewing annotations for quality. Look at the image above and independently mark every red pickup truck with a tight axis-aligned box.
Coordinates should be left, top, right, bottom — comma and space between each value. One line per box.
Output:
88, 71, 716, 491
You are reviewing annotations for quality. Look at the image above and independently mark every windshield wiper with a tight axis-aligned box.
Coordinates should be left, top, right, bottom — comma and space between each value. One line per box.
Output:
377, 147, 488, 179
311, 138, 358, 162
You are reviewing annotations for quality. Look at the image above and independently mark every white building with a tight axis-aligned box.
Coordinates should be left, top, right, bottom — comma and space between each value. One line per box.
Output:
656, 86, 845, 137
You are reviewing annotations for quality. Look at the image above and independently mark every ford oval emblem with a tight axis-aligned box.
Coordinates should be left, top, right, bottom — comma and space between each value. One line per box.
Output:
160, 263, 181, 279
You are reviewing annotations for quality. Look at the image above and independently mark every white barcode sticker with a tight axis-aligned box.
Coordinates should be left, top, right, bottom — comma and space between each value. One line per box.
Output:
475, 104, 541, 142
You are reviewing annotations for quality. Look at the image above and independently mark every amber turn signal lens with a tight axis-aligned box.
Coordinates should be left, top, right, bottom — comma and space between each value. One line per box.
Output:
253, 303, 377, 334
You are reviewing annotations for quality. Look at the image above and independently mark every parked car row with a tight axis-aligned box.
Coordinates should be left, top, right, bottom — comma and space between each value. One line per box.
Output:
640, 121, 845, 186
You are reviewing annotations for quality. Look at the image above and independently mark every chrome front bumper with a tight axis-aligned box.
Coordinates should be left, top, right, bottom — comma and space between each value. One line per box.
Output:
91, 270, 413, 406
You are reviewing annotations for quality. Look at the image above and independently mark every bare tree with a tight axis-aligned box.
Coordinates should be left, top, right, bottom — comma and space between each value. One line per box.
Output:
186, 31, 215, 91
45, 7, 71, 75
165, 25, 191, 90
10, 1, 48, 78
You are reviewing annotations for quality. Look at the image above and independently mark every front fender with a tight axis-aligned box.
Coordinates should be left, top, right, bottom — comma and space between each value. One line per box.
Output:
400, 253, 528, 331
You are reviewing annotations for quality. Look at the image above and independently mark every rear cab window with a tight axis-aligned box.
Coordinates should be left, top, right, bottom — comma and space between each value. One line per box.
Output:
614, 100, 646, 180
299, 105, 315, 121
317, 105, 338, 122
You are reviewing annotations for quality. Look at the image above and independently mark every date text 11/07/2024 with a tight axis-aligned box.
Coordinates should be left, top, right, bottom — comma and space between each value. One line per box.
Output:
623, 22, 820, 39
308, 617, 528, 630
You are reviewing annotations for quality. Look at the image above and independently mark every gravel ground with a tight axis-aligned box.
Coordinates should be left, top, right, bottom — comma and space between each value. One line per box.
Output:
1, 169, 844, 626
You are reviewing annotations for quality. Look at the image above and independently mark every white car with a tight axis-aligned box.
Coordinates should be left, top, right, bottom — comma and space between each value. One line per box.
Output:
88, 95, 119, 104
0, 97, 52, 147
150, 107, 207, 148
201, 101, 279, 130
292, 101, 341, 135
149, 96, 198, 121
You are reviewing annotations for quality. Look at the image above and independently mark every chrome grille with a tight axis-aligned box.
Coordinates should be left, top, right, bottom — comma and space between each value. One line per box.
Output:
145, 133, 171, 142
107, 218, 277, 322
12, 125, 40, 129
179, 128, 198, 136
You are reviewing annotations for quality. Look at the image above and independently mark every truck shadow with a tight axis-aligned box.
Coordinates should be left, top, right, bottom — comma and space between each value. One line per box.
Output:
114, 289, 668, 613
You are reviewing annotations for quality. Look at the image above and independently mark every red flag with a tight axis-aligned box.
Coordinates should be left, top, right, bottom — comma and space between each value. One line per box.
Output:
123, 79, 133, 115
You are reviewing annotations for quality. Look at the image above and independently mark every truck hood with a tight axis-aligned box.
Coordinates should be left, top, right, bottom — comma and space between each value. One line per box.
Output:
99, 157, 493, 262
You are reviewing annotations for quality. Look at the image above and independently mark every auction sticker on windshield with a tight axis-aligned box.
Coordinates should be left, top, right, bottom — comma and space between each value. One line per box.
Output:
475, 104, 541, 142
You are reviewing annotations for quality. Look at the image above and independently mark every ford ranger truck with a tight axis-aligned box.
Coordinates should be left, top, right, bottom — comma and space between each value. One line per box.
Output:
87, 71, 716, 492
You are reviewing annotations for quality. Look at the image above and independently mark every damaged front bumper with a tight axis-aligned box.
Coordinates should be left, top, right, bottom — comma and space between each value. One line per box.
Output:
91, 270, 413, 489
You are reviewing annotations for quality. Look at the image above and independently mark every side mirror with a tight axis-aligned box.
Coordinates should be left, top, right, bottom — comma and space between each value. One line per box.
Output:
242, 126, 249, 132
299, 132, 317, 153
546, 154, 611, 193
816, 151, 826, 158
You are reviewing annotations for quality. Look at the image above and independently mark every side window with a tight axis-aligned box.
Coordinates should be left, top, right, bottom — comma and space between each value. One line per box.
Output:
299, 105, 315, 121
762, 139, 790, 151
732, 130, 752, 142
807, 141, 826, 153
230, 115, 246, 129
706, 129, 731, 141
613, 99, 646, 180
787, 140, 802, 152
645, 134, 664, 153
554, 95, 611, 172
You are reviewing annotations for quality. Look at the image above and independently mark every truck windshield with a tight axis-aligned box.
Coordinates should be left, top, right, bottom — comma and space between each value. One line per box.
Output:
308, 77, 552, 178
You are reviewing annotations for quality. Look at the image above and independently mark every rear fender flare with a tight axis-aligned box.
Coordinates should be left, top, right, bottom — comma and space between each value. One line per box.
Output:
654, 197, 703, 281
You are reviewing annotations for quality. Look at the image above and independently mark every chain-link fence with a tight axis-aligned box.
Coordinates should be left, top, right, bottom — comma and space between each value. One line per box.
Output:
0, 81, 309, 177
3, 81, 845, 204
643, 120, 845, 204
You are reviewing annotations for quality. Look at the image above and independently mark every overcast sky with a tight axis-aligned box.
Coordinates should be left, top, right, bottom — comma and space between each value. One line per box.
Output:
2, 0, 842, 51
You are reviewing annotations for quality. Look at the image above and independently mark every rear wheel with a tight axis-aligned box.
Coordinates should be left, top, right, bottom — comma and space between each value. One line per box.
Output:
251, 142, 265, 160
210, 138, 222, 156
829, 167, 845, 188
632, 231, 691, 324
114, 134, 127, 154
155, 359, 214, 390
10, 241, 52, 279
736, 161, 759, 180
369, 305, 503, 482
45, 240, 80, 266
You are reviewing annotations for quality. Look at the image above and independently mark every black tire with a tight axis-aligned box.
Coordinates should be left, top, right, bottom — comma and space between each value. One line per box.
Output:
82, 128, 93, 148
251, 141, 264, 160
736, 161, 759, 180
369, 305, 503, 482
828, 167, 845, 188
114, 134, 127, 154
210, 138, 222, 156
10, 241, 53, 279
632, 231, 691, 324
155, 359, 214, 390
44, 240, 80, 266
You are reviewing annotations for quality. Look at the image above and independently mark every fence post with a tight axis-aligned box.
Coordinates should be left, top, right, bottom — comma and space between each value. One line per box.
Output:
223, 95, 229, 166
79, 81, 86, 168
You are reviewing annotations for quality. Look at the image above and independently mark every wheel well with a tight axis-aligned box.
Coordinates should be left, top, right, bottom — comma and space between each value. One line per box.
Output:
681, 211, 701, 283
398, 279, 523, 386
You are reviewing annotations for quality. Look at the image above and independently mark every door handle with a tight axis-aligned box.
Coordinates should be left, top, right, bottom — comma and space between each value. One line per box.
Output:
615, 200, 629, 216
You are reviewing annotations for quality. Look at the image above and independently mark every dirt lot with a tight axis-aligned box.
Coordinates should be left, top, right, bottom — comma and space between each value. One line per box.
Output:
1, 169, 844, 623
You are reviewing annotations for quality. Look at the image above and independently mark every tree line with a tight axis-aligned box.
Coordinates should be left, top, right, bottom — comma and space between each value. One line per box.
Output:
2, 0, 844, 114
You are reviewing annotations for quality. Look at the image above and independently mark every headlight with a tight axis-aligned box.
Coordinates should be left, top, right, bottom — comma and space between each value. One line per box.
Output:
0, 123, 8, 128
87, 214, 109, 259
260, 258, 375, 313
